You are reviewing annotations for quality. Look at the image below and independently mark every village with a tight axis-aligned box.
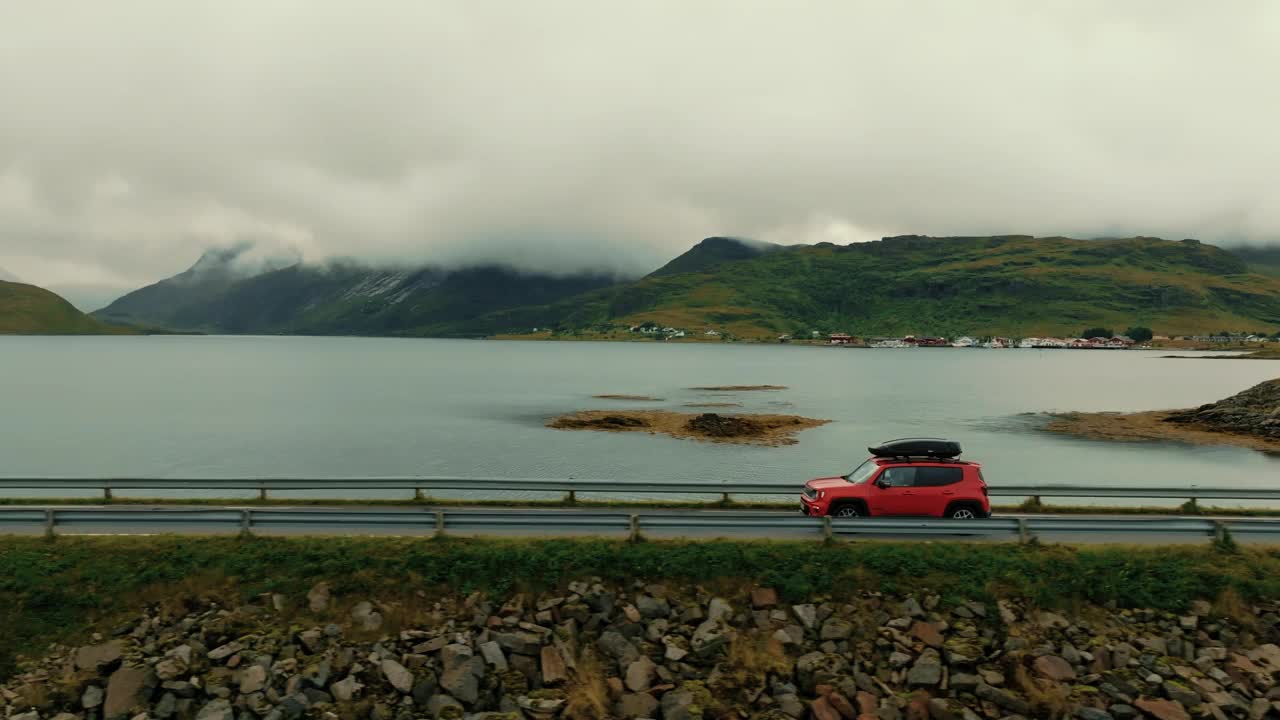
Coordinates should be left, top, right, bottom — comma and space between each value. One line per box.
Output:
624, 322, 1280, 348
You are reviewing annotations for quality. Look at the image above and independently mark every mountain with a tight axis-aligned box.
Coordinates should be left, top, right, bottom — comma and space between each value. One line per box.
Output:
1229, 246, 1280, 278
95, 251, 622, 337
648, 236, 785, 277
0, 267, 20, 283
0, 280, 128, 334
477, 235, 1280, 339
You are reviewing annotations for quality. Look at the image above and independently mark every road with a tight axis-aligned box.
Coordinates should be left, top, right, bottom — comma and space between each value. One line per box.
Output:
2, 504, 1278, 544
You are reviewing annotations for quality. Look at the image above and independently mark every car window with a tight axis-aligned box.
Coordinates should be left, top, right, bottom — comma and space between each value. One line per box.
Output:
916, 467, 964, 487
845, 459, 879, 484
879, 467, 916, 488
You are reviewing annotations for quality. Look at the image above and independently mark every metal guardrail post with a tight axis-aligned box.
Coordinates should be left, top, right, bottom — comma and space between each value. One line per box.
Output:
258, 486, 268, 501
722, 492, 731, 504
103, 481, 112, 502
435, 510, 446, 537
1213, 521, 1226, 545
414, 488, 424, 501
628, 514, 640, 542
44, 509, 55, 538
822, 516, 832, 542
566, 490, 577, 504
1017, 518, 1031, 544
240, 510, 252, 535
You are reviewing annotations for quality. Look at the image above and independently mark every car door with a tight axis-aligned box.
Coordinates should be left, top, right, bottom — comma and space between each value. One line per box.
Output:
870, 466, 918, 515
914, 466, 965, 516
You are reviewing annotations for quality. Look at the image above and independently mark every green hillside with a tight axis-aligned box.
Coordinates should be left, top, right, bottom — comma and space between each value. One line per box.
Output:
478, 235, 1280, 339
0, 281, 128, 335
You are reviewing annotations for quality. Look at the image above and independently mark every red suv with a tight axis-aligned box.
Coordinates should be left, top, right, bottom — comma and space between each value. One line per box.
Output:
800, 438, 990, 519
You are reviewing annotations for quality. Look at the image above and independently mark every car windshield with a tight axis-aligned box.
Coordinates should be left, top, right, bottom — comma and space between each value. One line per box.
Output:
844, 458, 878, 484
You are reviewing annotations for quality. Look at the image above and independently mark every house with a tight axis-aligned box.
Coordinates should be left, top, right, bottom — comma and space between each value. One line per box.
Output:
829, 333, 854, 345
1017, 337, 1041, 348
778, 335, 792, 343
951, 336, 977, 348
704, 330, 720, 337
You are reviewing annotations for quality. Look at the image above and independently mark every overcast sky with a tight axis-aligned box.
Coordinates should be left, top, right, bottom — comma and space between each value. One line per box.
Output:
3, 1, 1280, 308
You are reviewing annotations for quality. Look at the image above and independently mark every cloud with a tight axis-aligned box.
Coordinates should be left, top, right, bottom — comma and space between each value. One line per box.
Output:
2, 0, 1279, 295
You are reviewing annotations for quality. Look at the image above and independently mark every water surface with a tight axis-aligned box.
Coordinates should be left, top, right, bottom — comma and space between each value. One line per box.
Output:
1, 336, 1275, 500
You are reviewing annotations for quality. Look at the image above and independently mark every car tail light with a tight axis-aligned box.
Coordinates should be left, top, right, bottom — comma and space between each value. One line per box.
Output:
981, 485, 988, 496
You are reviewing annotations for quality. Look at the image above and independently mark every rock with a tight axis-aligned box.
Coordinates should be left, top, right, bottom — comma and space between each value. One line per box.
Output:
331, 675, 364, 701
307, 582, 331, 612
776, 693, 805, 718
597, 630, 639, 664
1034, 655, 1077, 682
494, 631, 543, 656
752, 588, 779, 608
1162, 681, 1199, 708
1134, 697, 1190, 720
1075, 709, 1114, 720
426, 695, 464, 719
901, 598, 924, 617
625, 657, 656, 692
76, 640, 125, 671
540, 645, 569, 685
82, 684, 106, 708
907, 650, 942, 687
11, 712, 40, 720
910, 621, 943, 649
105, 666, 153, 720
796, 653, 849, 693
793, 604, 818, 629
812, 696, 843, 720
707, 597, 733, 622
691, 619, 731, 656
636, 594, 670, 619
617, 692, 660, 718
440, 660, 482, 705
207, 642, 242, 661
479, 641, 509, 671
195, 699, 234, 720
950, 673, 980, 691
238, 664, 268, 694
381, 659, 415, 694
975, 683, 1031, 715
350, 601, 384, 632
820, 619, 853, 641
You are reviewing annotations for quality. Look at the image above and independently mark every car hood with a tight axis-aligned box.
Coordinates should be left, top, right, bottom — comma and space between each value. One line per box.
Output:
806, 476, 849, 490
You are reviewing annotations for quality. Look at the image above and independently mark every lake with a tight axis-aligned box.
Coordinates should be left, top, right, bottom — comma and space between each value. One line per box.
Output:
1, 336, 1276, 502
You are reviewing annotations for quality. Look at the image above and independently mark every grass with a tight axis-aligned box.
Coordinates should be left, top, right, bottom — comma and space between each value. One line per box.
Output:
3, 535, 1280, 681
4, 496, 1280, 517
0, 280, 131, 335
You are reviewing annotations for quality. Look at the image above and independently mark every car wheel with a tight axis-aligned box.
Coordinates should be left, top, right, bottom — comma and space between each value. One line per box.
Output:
833, 504, 861, 518
950, 506, 977, 519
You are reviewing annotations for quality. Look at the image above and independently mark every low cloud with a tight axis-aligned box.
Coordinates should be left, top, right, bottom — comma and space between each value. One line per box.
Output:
2, 1, 1279, 298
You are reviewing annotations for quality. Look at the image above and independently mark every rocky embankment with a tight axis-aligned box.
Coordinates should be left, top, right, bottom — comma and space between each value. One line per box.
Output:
4, 582, 1280, 720
1163, 379, 1280, 441
1045, 379, 1280, 453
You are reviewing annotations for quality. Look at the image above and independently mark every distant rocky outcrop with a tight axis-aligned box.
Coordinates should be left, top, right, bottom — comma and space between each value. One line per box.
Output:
3, 583, 1280, 720
1164, 379, 1280, 440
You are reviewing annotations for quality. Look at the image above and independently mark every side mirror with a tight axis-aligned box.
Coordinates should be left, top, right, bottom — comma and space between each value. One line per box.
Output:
875, 479, 889, 490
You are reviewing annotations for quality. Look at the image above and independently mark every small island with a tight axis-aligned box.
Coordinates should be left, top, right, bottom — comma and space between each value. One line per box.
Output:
1045, 378, 1280, 453
548, 410, 829, 446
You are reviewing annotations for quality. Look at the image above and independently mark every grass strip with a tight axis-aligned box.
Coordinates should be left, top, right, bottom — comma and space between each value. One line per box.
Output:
2, 535, 1278, 680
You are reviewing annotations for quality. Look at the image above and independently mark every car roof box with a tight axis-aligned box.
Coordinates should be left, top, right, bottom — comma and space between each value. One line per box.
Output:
868, 438, 961, 459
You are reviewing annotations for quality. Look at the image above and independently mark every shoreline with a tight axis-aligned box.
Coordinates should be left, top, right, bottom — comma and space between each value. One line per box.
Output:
1043, 409, 1280, 454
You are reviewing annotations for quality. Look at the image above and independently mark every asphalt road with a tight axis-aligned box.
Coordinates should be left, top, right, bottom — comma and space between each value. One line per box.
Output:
2, 504, 1277, 544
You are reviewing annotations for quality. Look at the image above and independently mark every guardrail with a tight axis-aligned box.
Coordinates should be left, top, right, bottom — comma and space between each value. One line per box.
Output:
3, 507, 1280, 544
1, 476, 1278, 506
